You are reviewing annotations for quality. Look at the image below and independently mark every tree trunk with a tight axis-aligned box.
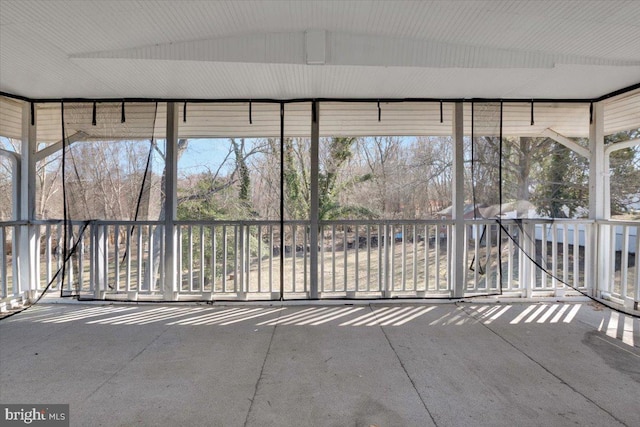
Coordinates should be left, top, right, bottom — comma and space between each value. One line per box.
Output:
517, 137, 532, 201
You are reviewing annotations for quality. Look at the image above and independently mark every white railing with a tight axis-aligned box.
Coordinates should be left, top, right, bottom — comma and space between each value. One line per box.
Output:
318, 220, 452, 297
0, 222, 21, 304
1, 218, 637, 309
503, 219, 592, 297
598, 220, 639, 309
92, 221, 164, 298
1, 220, 93, 306
175, 221, 282, 299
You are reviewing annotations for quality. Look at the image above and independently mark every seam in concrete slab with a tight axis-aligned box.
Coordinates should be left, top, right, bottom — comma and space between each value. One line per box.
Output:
457, 303, 629, 427
84, 324, 173, 401
593, 335, 640, 358
242, 309, 282, 427
372, 304, 439, 427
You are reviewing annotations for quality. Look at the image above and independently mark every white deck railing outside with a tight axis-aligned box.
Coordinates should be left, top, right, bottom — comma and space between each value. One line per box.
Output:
1, 219, 637, 310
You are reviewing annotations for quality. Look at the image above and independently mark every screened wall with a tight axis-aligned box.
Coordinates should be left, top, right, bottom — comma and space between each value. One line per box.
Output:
1, 92, 638, 305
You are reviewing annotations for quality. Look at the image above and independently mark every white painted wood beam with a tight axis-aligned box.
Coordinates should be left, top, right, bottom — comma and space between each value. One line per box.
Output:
71, 31, 640, 69
541, 128, 590, 158
34, 131, 88, 162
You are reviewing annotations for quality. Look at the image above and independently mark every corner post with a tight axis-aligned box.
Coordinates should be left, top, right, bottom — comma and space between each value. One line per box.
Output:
452, 102, 465, 298
17, 101, 38, 301
164, 103, 179, 301
589, 102, 606, 298
310, 101, 320, 299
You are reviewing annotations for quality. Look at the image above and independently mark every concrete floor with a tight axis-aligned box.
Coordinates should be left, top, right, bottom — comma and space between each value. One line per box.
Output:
1, 299, 639, 427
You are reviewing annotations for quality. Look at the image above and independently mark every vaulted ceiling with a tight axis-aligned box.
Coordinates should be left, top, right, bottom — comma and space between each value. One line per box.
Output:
1, 0, 639, 101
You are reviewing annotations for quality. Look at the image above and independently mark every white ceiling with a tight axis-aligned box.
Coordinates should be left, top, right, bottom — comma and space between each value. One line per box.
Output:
1, 0, 639, 100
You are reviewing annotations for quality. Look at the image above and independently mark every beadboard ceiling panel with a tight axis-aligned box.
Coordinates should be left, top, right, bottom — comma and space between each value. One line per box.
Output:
0, 1, 638, 100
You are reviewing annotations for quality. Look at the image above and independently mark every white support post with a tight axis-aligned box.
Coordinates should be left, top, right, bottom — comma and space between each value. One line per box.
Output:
310, 101, 320, 299
589, 102, 607, 298
164, 103, 179, 301
525, 221, 536, 298
94, 224, 106, 299
17, 102, 38, 301
20, 103, 37, 221
237, 224, 247, 300
383, 223, 392, 298
452, 102, 465, 298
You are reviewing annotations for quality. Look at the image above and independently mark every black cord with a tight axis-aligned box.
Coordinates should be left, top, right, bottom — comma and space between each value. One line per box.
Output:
4, 84, 637, 104
498, 101, 503, 294
468, 102, 484, 274
121, 102, 159, 263
61, 102, 69, 296
470, 102, 477, 221
469, 225, 487, 275
279, 103, 285, 301
0, 222, 90, 320
2, 100, 92, 314
530, 100, 534, 126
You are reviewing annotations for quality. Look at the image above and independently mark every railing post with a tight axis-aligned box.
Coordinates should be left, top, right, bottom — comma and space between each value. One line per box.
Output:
12, 225, 21, 298
519, 220, 534, 298
164, 102, 179, 301
237, 223, 247, 300
93, 223, 106, 299
452, 102, 465, 298
88, 222, 94, 295
383, 223, 391, 298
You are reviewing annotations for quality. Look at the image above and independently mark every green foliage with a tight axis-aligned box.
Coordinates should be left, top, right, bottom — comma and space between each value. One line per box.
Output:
231, 138, 251, 207
607, 130, 640, 215
532, 142, 588, 218
177, 173, 228, 220
283, 137, 376, 220
283, 138, 307, 220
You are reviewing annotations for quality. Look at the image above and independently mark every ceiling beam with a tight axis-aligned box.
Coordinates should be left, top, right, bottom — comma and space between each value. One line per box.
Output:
541, 128, 590, 158
70, 31, 640, 69
34, 131, 88, 161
